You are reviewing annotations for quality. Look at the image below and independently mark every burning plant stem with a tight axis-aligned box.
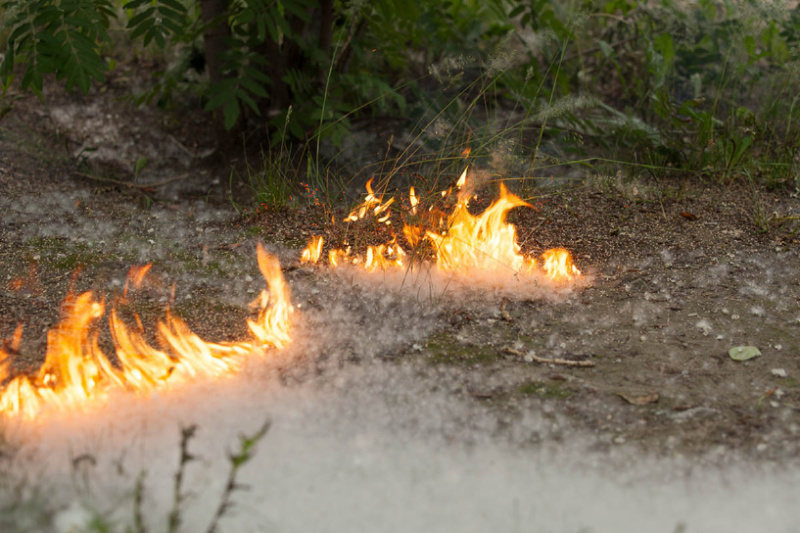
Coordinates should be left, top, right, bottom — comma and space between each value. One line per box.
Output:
502, 347, 595, 367
206, 420, 272, 533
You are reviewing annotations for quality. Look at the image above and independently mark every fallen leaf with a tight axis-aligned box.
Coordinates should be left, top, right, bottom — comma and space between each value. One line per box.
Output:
680, 211, 698, 221
617, 392, 659, 405
728, 345, 761, 361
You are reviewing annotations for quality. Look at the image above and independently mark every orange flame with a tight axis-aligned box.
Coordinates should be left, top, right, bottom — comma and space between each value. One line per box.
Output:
423, 182, 534, 273
123, 263, 152, 298
541, 248, 581, 281
0, 244, 292, 419
301, 235, 323, 264
300, 167, 581, 282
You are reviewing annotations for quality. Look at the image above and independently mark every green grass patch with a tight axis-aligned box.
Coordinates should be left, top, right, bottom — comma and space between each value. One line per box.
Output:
24, 237, 103, 270
517, 381, 574, 400
426, 332, 501, 366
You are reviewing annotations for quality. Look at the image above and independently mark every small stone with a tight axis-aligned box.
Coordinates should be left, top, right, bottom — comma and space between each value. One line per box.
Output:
639, 335, 646, 342
757, 443, 768, 452
523, 352, 535, 363
412, 343, 423, 352
775, 344, 783, 351
770, 401, 780, 408
716, 335, 724, 340
614, 436, 626, 444
731, 314, 740, 320
245, 274, 253, 282
771, 368, 787, 378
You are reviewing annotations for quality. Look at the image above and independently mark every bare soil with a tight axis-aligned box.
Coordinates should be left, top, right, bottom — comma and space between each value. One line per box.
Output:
2, 83, 800, 465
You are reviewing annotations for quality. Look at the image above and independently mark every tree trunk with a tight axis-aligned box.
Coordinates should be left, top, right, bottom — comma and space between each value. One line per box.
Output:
200, 0, 232, 141
200, 0, 230, 88
318, 0, 334, 58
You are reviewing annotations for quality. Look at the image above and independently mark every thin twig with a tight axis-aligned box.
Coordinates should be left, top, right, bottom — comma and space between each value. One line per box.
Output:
133, 471, 148, 533
205, 420, 272, 533
168, 424, 197, 533
75, 172, 188, 190
503, 347, 595, 367
499, 298, 513, 322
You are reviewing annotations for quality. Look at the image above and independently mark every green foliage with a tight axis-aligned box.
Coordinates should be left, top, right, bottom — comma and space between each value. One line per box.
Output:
0, 0, 115, 93
124, 0, 189, 48
3, 0, 800, 190
501, 0, 800, 184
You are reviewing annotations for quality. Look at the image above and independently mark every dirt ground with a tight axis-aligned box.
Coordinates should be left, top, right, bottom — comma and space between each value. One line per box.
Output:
2, 83, 800, 468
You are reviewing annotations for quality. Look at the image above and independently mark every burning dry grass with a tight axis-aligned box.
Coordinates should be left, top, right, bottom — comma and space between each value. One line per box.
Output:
300, 167, 582, 289
0, 244, 292, 420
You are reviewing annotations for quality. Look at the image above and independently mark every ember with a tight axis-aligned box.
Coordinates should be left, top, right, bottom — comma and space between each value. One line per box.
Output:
0, 244, 292, 419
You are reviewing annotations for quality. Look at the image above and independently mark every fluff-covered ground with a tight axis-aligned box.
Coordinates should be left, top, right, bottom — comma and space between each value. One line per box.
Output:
1, 90, 800, 532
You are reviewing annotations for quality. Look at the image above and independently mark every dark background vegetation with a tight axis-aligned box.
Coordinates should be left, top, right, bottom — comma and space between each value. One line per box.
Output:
2, 0, 800, 209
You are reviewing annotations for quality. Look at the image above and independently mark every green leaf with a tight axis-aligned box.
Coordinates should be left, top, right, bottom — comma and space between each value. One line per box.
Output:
240, 74, 268, 98
123, 0, 150, 9
728, 346, 761, 361
223, 99, 240, 130
128, 7, 156, 28
598, 40, 614, 59
205, 78, 237, 110
508, 4, 525, 18
134, 156, 148, 177
159, 0, 186, 13
281, 0, 311, 22
237, 89, 259, 114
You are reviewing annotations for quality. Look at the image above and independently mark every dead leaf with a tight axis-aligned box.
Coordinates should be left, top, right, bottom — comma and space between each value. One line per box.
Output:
617, 392, 660, 405
679, 212, 698, 221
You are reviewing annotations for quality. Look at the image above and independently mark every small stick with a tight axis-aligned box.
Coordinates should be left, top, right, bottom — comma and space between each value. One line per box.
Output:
502, 347, 595, 367
499, 298, 513, 322
75, 171, 188, 190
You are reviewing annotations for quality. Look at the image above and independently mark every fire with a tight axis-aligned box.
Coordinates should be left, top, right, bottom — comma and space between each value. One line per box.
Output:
300, 167, 581, 282
541, 248, 581, 281
0, 244, 292, 419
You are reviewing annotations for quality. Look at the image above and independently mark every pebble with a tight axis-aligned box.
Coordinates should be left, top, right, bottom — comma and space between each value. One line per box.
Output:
771, 368, 787, 378
757, 443, 768, 452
